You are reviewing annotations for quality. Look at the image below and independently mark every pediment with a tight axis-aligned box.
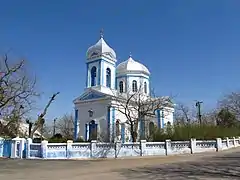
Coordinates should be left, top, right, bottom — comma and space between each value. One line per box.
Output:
78, 90, 107, 101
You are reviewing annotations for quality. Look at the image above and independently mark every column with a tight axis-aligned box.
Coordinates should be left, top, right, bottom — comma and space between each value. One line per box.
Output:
74, 109, 79, 141
111, 107, 116, 142
107, 106, 111, 142
121, 123, 125, 143
157, 109, 161, 128
161, 110, 165, 128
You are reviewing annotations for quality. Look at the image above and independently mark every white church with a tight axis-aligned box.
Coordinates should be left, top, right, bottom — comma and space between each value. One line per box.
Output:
73, 32, 174, 142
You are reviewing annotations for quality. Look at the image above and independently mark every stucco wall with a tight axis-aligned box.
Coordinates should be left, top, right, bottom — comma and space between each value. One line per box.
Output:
75, 99, 111, 140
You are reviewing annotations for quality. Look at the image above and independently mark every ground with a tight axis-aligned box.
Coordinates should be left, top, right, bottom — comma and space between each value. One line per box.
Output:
1, 148, 240, 180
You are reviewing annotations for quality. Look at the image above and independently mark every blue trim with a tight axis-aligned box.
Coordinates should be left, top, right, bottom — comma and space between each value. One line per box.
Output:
121, 124, 125, 143
87, 58, 115, 66
98, 60, 101, 85
157, 109, 161, 128
116, 75, 149, 80
149, 76, 151, 96
107, 107, 111, 142
111, 107, 115, 142
86, 63, 89, 87
101, 60, 104, 86
74, 109, 78, 141
162, 110, 165, 128
85, 123, 88, 141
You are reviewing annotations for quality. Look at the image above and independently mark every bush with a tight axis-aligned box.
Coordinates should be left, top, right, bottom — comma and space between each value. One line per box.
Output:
74, 137, 85, 142
152, 124, 240, 141
48, 133, 67, 143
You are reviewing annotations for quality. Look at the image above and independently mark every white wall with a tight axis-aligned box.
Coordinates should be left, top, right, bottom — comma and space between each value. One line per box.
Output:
75, 99, 111, 140
163, 107, 174, 126
116, 74, 150, 95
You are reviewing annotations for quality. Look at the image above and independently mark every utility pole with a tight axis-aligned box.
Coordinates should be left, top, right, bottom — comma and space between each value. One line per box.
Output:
53, 118, 57, 136
195, 101, 203, 125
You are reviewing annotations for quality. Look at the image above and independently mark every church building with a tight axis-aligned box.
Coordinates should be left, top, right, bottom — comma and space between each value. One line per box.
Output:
73, 32, 174, 142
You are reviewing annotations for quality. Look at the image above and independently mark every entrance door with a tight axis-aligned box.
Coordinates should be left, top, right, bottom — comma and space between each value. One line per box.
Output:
89, 120, 98, 141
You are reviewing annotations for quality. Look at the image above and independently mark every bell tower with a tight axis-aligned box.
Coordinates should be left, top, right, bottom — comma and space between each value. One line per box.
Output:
85, 30, 117, 90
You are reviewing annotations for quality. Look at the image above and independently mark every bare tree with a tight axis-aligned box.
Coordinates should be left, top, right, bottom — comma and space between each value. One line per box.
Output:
0, 53, 38, 137
112, 87, 173, 142
30, 92, 60, 138
174, 103, 191, 125
218, 92, 240, 120
56, 114, 74, 139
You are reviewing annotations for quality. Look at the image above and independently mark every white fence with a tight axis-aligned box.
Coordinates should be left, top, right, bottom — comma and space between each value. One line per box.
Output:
1, 137, 239, 159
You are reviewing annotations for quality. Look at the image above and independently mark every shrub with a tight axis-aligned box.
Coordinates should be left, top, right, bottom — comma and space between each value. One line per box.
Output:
152, 124, 240, 141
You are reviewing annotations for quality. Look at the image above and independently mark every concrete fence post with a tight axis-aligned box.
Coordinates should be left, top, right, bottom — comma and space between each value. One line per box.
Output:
190, 138, 196, 154
0, 137, 4, 157
67, 140, 73, 159
140, 140, 146, 156
41, 140, 48, 159
115, 141, 121, 158
216, 138, 222, 152
226, 137, 230, 148
26, 138, 32, 159
91, 140, 97, 158
165, 139, 171, 156
11, 137, 22, 158
233, 137, 236, 147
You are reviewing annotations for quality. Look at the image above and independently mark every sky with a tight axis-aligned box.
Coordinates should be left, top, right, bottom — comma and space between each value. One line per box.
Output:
0, 0, 240, 121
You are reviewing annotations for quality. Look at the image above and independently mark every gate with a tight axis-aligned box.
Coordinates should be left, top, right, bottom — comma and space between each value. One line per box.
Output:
3, 140, 12, 158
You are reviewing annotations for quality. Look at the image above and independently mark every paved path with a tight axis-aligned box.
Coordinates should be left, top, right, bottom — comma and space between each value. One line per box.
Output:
1, 148, 240, 180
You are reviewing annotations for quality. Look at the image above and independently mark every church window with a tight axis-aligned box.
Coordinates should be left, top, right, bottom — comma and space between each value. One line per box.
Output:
132, 80, 138, 92
106, 68, 111, 88
149, 122, 154, 137
119, 81, 124, 93
116, 119, 120, 136
144, 82, 147, 94
91, 66, 97, 86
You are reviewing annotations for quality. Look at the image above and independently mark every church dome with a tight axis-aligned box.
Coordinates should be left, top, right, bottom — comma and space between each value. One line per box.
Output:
116, 55, 150, 76
86, 34, 116, 60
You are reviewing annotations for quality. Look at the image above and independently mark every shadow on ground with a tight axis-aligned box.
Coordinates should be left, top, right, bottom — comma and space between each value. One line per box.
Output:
117, 153, 240, 179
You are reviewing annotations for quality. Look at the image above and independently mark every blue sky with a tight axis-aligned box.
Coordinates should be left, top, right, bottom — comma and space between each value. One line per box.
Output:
0, 0, 240, 121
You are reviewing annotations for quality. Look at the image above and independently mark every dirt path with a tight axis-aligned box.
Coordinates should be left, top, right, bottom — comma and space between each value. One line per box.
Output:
1, 148, 240, 180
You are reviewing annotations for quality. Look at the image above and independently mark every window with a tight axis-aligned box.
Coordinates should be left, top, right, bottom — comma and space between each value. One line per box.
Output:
116, 120, 120, 136
91, 66, 97, 86
144, 82, 147, 94
132, 80, 138, 92
149, 122, 154, 136
106, 68, 111, 88
119, 81, 124, 93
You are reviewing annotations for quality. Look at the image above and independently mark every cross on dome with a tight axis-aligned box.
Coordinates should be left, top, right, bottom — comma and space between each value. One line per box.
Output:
100, 28, 104, 38
129, 52, 132, 58
86, 30, 117, 60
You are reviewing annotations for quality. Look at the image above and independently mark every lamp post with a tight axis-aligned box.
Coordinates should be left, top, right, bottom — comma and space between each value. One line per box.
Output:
53, 118, 57, 136
195, 101, 203, 125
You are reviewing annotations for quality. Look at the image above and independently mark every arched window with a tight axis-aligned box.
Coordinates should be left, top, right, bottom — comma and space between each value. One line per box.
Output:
91, 66, 97, 86
132, 80, 138, 92
149, 122, 154, 136
119, 81, 124, 93
106, 68, 111, 88
144, 82, 147, 94
116, 119, 120, 136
